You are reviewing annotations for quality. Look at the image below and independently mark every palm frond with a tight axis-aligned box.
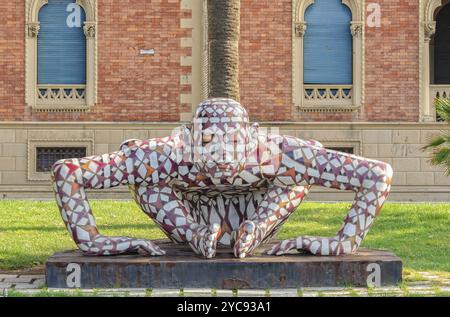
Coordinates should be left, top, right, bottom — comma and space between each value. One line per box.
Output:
435, 98, 450, 123
430, 147, 450, 167
423, 98, 450, 176
422, 135, 446, 150
446, 159, 450, 176
439, 154, 450, 176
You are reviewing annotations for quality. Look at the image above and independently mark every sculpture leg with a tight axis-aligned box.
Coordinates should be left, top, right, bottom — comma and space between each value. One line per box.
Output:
51, 153, 165, 256
131, 185, 222, 259
267, 154, 393, 256
232, 185, 310, 258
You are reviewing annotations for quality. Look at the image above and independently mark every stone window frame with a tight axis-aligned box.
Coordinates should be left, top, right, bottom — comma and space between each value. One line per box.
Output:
292, 0, 364, 113
25, 0, 98, 113
27, 139, 93, 181
419, 0, 450, 122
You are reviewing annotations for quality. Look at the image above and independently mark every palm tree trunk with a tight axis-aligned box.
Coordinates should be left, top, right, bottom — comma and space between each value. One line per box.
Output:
207, 0, 240, 101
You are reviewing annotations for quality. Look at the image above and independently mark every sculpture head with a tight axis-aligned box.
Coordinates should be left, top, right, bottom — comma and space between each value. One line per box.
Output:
191, 98, 258, 180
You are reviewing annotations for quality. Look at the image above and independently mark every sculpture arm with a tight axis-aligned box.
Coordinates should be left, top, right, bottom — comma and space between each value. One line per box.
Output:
50, 138, 178, 256
232, 185, 310, 258
267, 136, 393, 255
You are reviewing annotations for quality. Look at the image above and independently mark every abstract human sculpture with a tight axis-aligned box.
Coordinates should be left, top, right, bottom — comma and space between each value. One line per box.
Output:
51, 99, 393, 259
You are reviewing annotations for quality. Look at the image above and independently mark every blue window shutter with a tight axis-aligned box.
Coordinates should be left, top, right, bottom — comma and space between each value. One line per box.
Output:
38, 0, 86, 85
304, 0, 352, 85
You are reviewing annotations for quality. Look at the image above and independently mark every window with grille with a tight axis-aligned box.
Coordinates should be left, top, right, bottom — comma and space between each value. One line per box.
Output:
328, 147, 354, 155
36, 147, 86, 172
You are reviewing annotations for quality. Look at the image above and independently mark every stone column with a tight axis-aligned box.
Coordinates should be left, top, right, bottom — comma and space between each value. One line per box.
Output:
422, 21, 436, 122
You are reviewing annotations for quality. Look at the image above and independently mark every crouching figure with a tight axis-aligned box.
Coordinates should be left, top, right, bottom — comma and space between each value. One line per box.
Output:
51, 99, 393, 259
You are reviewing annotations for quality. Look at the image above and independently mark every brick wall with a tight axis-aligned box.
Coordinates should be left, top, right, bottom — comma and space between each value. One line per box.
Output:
239, 0, 293, 122
0, 0, 25, 120
0, 0, 190, 122
0, 0, 421, 123
239, 0, 420, 123
364, 0, 420, 122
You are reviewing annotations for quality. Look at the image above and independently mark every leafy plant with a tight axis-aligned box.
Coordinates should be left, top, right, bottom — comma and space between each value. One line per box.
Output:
422, 98, 450, 175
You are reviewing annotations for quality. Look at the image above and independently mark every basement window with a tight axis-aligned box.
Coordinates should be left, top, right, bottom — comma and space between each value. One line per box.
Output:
328, 147, 355, 155
36, 147, 86, 172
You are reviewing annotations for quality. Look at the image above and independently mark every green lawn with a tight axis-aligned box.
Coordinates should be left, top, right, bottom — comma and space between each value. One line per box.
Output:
0, 200, 449, 275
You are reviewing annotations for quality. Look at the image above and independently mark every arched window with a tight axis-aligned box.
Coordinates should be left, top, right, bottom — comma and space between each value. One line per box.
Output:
304, 0, 353, 85
422, 0, 450, 122
25, 0, 97, 112
434, 3, 450, 84
38, 0, 86, 85
293, 0, 363, 113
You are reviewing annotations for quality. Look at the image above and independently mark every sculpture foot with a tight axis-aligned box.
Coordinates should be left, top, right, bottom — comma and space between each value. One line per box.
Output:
187, 223, 221, 259
233, 220, 260, 258
267, 237, 348, 256
266, 238, 296, 256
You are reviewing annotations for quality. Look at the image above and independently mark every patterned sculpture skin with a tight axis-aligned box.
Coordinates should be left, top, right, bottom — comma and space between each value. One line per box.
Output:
51, 99, 393, 259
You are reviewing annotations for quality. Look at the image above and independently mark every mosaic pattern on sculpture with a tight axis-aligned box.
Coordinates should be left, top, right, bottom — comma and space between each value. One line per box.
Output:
52, 98, 393, 259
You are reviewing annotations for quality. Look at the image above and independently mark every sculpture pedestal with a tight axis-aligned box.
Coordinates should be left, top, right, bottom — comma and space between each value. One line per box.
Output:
45, 240, 402, 289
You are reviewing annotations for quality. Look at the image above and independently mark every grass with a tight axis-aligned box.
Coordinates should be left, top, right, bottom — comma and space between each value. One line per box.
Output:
0, 200, 449, 274
4, 288, 445, 297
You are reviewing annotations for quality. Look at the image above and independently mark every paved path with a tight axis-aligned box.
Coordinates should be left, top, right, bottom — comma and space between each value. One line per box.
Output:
1, 272, 449, 297
0, 274, 45, 290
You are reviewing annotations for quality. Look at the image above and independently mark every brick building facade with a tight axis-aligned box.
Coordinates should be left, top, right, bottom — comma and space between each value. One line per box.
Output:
0, 0, 449, 200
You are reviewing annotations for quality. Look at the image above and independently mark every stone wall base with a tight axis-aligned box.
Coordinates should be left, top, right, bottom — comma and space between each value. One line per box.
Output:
0, 122, 449, 202
1, 185, 449, 202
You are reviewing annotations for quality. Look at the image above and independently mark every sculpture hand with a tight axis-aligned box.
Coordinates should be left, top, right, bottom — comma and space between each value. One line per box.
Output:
266, 238, 297, 256
79, 235, 166, 257
134, 239, 166, 256
187, 223, 221, 259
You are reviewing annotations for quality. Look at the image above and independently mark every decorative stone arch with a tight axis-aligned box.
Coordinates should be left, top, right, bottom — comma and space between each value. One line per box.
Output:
25, 0, 98, 112
292, 0, 364, 113
420, 0, 450, 121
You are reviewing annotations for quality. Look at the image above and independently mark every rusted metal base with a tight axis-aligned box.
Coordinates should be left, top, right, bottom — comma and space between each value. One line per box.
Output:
46, 240, 402, 289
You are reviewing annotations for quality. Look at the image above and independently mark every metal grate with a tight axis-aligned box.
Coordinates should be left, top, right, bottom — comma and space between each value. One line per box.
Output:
36, 147, 86, 173
328, 147, 354, 155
